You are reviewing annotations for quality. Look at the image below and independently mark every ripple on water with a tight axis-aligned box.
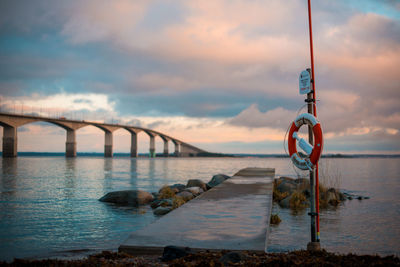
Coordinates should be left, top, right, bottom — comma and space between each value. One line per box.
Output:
0, 157, 399, 261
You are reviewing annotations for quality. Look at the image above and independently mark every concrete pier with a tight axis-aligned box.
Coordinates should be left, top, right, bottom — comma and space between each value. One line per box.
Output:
180, 144, 189, 157
2, 126, 17, 157
130, 132, 138, 157
65, 129, 76, 157
104, 131, 113, 157
119, 167, 275, 255
163, 140, 169, 157
149, 135, 155, 158
174, 141, 180, 156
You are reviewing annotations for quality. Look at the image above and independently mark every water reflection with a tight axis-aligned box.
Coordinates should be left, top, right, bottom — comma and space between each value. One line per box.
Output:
104, 158, 113, 175
1, 158, 18, 194
129, 159, 138, 188
63, 158, 76, 199
103, 158, 113, 191
148, 159, 157, 189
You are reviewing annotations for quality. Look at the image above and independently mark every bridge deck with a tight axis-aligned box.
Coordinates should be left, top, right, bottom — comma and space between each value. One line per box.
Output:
119, 167, 275, 255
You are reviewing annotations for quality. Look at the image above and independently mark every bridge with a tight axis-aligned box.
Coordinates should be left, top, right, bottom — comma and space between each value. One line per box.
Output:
0, 112, 207, 158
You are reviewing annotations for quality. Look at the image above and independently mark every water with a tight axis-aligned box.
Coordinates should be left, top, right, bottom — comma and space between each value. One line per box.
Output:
0, 157, 399, 261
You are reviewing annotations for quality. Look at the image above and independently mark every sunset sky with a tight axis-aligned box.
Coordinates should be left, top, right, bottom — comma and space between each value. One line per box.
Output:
0, 0, 399, 154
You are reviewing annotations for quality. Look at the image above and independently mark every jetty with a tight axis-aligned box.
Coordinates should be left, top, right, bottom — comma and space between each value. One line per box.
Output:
119, 167, 275, 255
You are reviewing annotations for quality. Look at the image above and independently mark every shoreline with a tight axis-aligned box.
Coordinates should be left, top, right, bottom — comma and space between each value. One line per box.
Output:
2, 249, 399, 266
3, 152, 400, 158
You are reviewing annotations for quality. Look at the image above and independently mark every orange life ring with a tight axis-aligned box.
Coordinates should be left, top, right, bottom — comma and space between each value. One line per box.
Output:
288, 113, 323, 170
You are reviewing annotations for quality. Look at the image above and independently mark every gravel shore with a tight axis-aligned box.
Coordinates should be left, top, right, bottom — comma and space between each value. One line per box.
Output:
1, 250, 399, 266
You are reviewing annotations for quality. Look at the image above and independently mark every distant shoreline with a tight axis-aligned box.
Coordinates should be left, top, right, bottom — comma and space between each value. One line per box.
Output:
1, 152, 399, 158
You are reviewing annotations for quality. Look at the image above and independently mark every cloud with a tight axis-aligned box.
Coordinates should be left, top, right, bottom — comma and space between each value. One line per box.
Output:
324, 129, 400, 153
1, 93, 116, 116
60, 1, 149, 45
228, 104, 295, 129
1, 1, 400, 153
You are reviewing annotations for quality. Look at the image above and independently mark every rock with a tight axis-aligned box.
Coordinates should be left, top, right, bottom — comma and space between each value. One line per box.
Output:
295, 178, 310, 190
176, 191, 194, 201
170, 184, 186, 192
279, 195, 291, 208
341, 191, 369, 201
159, 199, 173, 207
338, 192, 346, 201
206, 174, 230, 189
158, 186, 176, 199
161, 246, 191, 261
303, 189, 311, 198
219, 252, 245, 265
99, 190, 154, 206
276, 180, 297, 194
278, 176, 295, 183
153, 206, 172, 215
185, 186, 204, 196
270, 214, 281, 225
326, 188, 340, 206
186, 179, 207, 191
150, 199, 162, 209
295, 178, 309, 185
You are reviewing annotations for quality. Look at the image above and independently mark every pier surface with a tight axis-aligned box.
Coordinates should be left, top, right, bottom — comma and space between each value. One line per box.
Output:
119, 167, 275, 255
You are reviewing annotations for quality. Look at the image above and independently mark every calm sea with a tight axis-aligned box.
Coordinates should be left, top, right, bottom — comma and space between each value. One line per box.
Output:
0, 156, 399, 261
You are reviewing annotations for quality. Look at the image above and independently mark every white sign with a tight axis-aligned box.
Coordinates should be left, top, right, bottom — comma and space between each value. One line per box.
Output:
299, 70, 311, 95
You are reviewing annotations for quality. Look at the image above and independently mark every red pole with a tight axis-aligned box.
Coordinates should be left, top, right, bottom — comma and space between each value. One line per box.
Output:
307, 0, 320, 241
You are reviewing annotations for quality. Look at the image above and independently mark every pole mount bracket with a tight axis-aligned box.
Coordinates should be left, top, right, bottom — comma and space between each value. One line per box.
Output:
308, 212, 319, 216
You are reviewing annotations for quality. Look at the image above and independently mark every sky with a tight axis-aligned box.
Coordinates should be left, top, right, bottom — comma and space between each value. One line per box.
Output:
0, 0, 399, 154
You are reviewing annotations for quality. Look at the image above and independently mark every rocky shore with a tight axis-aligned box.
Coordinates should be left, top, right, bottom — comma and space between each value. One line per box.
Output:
2, 249, 398, 266
100, 174, 231, 216
273, 176, 369, 210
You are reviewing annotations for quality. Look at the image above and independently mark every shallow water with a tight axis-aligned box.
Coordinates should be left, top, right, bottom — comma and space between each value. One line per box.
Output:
0, 157, 399, 261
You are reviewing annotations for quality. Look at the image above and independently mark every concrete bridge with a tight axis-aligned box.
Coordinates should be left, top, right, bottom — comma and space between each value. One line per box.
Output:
0, 112, 207, 158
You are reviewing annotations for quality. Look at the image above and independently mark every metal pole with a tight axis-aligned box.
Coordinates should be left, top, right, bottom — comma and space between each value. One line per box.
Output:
307, 0, 320, 248
306, 71, 316, 243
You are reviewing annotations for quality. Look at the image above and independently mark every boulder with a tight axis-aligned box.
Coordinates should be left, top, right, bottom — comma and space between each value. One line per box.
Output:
207, 174, 230, 189
150, 199, 162, 209
158, 186, 176, 199
303, 189, 311, 198
276, 180, 297, 195
279, 195, 291, 208
159, 199, 173, 207
295, 178, 309, 185
153, 206, 172, 216
219, 252, 245, 265
338, 192, 346, 201
176, 191, 194, 201
99, 190, 154, 206
295, 178, 310, 190
170, 184, 186, 193
186, 179, 207, 191
326, 188, 340, 206
185, 187, 204, 196
278, 176, 295, 183
161, 246, 191, 262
